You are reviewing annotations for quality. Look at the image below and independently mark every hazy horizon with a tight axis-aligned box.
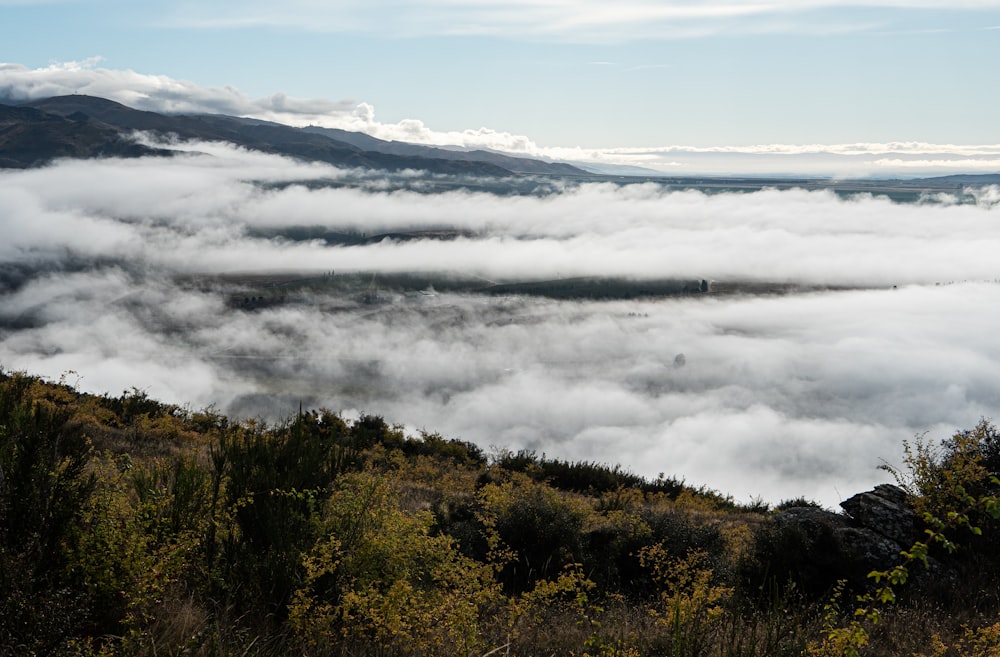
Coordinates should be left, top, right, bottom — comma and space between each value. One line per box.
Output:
3, 60, 1000, 179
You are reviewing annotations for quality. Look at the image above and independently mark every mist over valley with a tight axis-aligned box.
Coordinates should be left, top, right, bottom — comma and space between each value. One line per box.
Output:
3, 130, 1000, 505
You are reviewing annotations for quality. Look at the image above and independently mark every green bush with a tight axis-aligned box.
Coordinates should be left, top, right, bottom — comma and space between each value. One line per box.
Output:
290, 471, 497, 656
476, 474, 590, 592
0, 372, 97, 653
217, 411, 357, 616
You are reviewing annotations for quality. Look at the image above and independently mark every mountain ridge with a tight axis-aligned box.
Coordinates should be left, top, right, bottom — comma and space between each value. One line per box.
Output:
2, 94, 589, 176
4, 95, 998, 185
301, 124, 586, 175
0, 101, 174, 167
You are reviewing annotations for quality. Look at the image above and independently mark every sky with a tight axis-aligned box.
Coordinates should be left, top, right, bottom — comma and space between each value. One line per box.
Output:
2, 0, 1000, 176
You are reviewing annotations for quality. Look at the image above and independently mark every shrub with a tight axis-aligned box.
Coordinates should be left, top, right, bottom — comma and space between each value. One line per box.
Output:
64, 456, 193, 643
217, 410, 356, 616
639, 542, 733, 657
0, 373, 97, 653
885, 419, 1000, 564
476, 474, 591, 592
738, 516, 858, 603
290, 471, 497, 656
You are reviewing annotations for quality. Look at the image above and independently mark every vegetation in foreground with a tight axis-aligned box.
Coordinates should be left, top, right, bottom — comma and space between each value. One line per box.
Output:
1, 368, 999, 656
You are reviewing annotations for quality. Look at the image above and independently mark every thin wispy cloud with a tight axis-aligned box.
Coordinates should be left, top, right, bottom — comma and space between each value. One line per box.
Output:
872, 158, 1000, 169
623, 64, 672, 72
161, 0, 1000, 41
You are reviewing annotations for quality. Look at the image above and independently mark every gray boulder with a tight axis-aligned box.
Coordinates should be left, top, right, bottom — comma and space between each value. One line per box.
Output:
840, 483, 918, 548
772, 484, 920, 579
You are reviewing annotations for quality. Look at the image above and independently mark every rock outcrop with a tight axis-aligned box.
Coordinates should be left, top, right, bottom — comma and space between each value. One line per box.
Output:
841, 483, 918, 547
773, 484, 920, 583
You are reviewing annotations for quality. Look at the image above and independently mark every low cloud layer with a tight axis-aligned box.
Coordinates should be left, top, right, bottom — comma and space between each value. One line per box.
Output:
2, 144, 999, 505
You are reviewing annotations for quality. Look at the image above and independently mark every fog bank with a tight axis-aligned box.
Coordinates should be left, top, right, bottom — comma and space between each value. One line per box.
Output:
3, 146, 999, 505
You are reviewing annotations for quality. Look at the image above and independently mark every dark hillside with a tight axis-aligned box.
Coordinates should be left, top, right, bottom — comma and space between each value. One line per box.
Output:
915, 172, 1000, 185
0, 103, 171, 167
14, 95, 516, 175
2, 368, 1000, 656
303, 124, 591, 175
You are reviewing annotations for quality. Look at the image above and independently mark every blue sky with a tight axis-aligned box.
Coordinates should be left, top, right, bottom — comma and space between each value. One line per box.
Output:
2, 0, 1000, 175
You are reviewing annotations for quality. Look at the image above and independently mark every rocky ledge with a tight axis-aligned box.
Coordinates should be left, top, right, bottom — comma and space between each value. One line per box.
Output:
776, 484, 920, 576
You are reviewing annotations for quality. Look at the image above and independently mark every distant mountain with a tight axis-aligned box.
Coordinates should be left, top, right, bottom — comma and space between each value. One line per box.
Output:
2, 95, 588, 176
912, 173, 1000, 186
0, 102, 171, 168
569, 162, 669, 176
301, 125, 588, 175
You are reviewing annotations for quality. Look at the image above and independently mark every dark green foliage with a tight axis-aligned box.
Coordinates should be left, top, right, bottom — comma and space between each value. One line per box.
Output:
433, 495, 486, 560
403, 431, 487, 466
0, 384, 93, 560
735, 496, 774, 514
349, 413, 397, 450
0, 372, 96, 652
738, 516, 861, 603
494, 447, 542, 473
108, 387, 169, 426
542, 457, 678, 495
489, 482, 589, 592
582, 522, 637, 591
218, 409, 358, 615
188, 403, 229, 433
132, 452, 211, 541
948, 421, 1000, 477
937, 421, 1000, 565
490, 448, 686, 496
645, 507, 727, 560
886, 420, 1000, 568
775, 497, 824, 511
0, 566, 90, 657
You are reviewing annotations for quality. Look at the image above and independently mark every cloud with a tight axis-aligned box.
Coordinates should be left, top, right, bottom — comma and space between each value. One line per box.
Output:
872, 158, 1000, 169
543, 143, 1000, 177
0, 60, 364, 124
2, 147, 1000, 506
4, 143, 1000, 283
4, 61, 1000, 177
0, 60, 546, 153
160, 0, 1000, 42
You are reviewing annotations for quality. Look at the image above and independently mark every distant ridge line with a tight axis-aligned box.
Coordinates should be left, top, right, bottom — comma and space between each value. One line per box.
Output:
2, 94, 589, 176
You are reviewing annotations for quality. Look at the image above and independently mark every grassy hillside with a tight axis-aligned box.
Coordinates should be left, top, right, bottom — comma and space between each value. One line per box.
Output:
1, 368, 999, 656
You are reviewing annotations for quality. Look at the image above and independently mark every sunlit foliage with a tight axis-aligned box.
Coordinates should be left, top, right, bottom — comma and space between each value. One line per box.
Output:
2, 368, 1000, 656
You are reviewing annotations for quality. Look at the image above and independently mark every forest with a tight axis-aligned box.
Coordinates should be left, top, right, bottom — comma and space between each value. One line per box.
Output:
2, 368, 999, 657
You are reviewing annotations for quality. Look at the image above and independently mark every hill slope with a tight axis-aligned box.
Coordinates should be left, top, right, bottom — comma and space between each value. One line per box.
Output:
0, 102, 171, 167
6, 95, 588, 176
302, 124, 588, 175
2, 367, 1000, 656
